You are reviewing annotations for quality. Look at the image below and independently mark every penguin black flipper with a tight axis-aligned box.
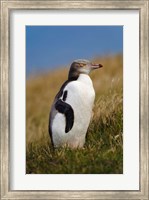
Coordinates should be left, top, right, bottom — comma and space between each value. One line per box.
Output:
55, 99, 74, 133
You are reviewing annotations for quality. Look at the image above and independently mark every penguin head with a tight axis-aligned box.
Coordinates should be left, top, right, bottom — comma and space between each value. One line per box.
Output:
68, 59, 103, 80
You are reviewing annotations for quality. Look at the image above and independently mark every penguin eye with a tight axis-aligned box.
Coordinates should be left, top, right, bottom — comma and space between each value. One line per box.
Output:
79, 63, 86, 67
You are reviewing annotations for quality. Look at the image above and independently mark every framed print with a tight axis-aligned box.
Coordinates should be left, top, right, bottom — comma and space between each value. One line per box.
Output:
0, 0, 148, 199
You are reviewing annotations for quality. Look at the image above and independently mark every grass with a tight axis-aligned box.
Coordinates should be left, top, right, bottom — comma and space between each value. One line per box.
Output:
26, 54, 123, 174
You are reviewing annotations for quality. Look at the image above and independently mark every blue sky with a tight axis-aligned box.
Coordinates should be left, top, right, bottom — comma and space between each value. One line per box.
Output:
26, 26, 123, 75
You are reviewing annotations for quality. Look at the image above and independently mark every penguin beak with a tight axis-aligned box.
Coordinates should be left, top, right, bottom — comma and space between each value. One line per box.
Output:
91, 63, 103, 70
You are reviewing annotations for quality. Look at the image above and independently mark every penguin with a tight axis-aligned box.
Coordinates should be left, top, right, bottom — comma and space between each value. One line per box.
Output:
49, 59, 103, 148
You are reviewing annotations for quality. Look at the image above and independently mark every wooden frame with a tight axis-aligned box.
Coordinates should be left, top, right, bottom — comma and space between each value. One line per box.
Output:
0, 0, 148, 199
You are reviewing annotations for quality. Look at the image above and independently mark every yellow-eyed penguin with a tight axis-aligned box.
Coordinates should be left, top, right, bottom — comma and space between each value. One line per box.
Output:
49, 59, 103, 148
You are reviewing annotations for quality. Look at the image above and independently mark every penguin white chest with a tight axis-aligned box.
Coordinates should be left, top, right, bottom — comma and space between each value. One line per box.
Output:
66, 76, 95, 120
51, 74, 95, 148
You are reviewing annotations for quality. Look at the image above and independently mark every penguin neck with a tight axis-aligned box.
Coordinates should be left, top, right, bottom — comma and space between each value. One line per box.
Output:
77, 74, 93, 85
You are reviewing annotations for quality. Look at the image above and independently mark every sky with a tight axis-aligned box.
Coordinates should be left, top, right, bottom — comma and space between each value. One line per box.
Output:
26, 26, 123, 76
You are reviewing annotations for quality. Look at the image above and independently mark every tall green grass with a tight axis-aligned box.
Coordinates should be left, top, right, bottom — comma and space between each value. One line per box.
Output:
26, 54, 123, 174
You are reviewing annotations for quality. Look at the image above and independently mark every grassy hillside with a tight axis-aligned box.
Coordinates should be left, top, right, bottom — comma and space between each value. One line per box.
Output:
26, 54, 123, 174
